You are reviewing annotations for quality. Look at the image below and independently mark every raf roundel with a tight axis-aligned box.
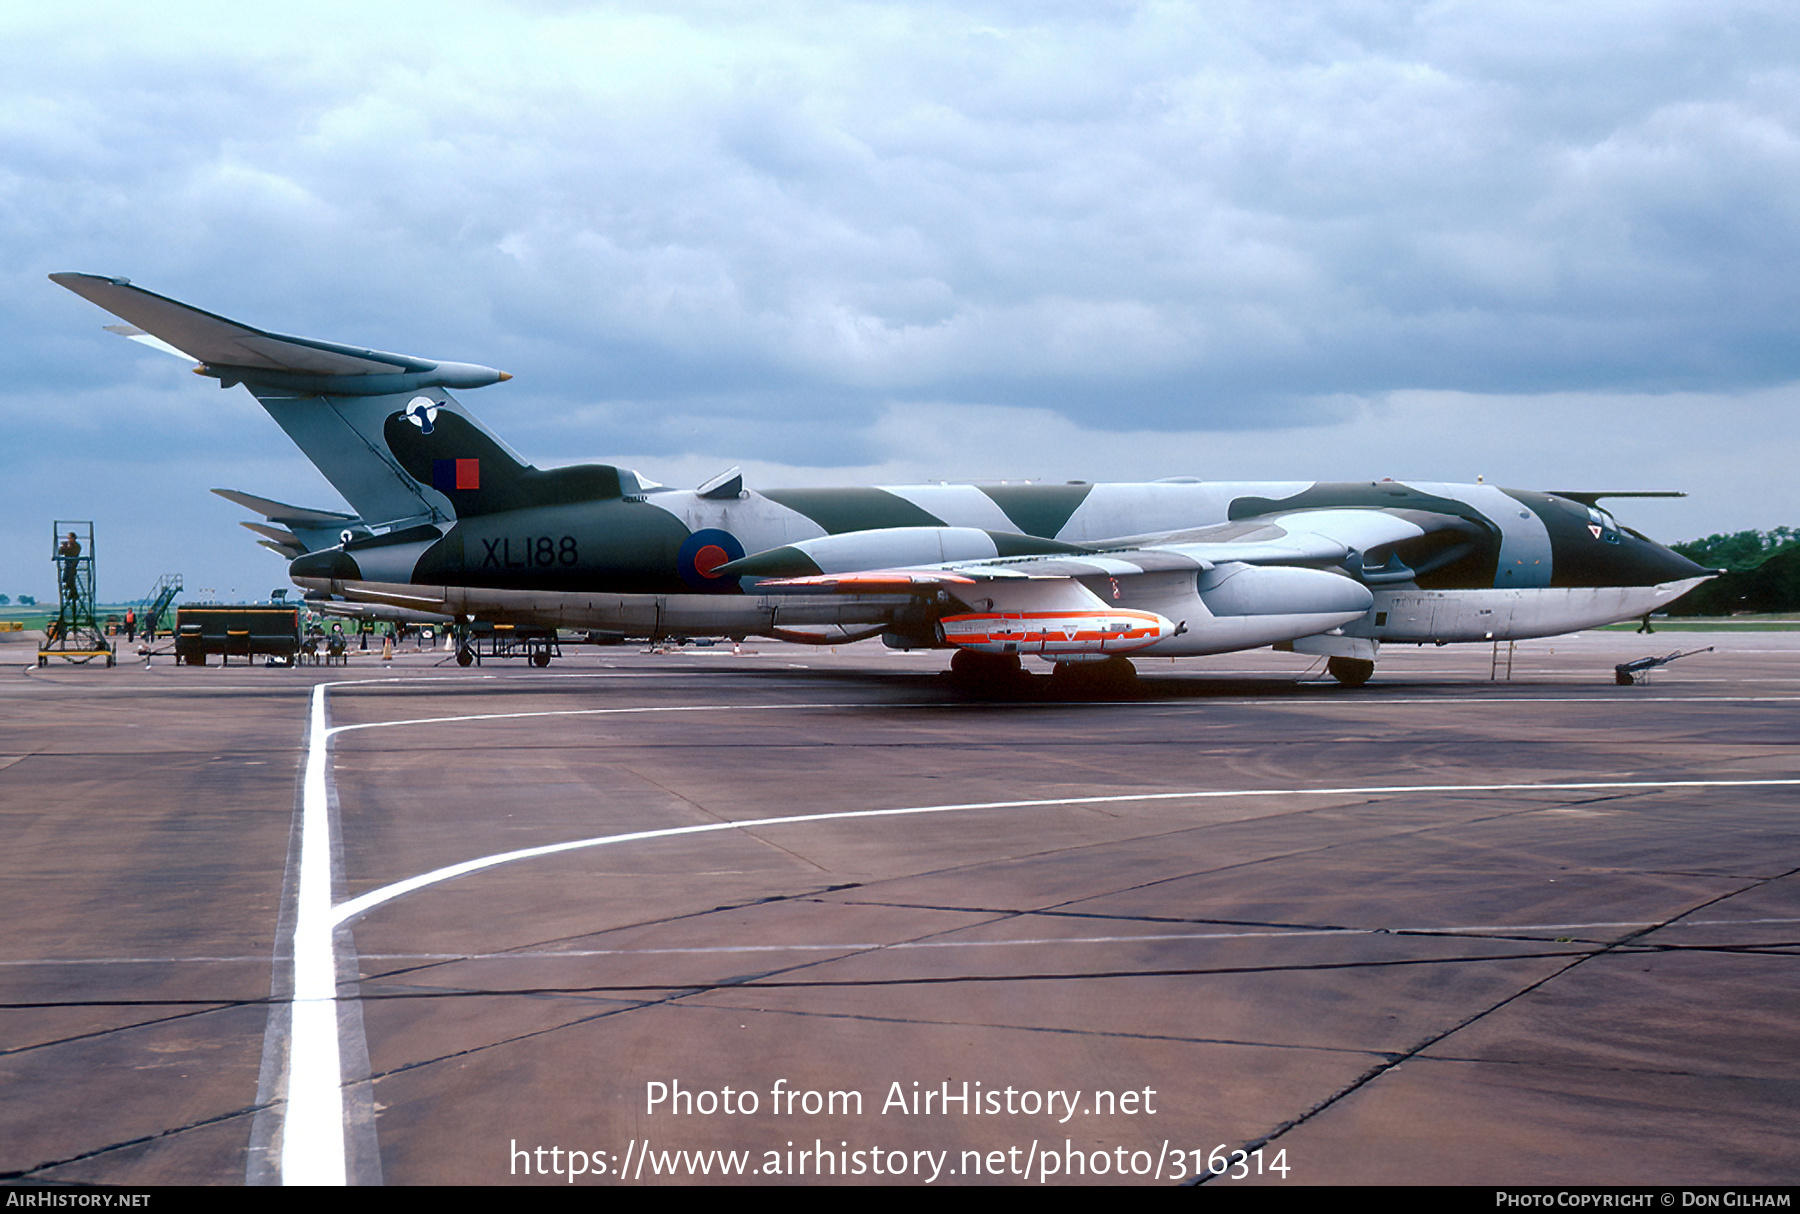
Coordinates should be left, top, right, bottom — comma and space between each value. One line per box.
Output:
403, 397, 440, 434
676, 528, 747, 593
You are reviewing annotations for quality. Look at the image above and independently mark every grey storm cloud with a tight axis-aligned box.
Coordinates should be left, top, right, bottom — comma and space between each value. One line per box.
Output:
4, 1, 1799, 595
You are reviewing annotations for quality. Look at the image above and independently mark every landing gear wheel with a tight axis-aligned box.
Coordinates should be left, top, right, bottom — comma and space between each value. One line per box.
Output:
1051, 655, 1138, 691
531, 649, 551, 668
950, 650, 1023, 679
1327, 656, 1374, 687
456, 647, 474, 667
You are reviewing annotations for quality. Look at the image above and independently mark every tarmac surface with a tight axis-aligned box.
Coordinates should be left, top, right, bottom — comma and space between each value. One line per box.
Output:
1, 631, 1796, 1186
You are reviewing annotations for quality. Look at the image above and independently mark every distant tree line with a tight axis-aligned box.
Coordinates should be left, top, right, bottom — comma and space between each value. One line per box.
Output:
1665, 527, 1800, 615
1671, 527, 1798, 572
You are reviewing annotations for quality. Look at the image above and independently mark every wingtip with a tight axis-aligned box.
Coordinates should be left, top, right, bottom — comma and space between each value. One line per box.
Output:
49, 272, 130, 287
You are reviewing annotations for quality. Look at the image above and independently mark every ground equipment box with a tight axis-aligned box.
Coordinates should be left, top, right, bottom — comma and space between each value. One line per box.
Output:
174, 605, 301, 665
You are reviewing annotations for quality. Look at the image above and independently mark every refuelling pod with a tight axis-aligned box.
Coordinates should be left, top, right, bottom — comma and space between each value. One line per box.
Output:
940, 608, 1176, 657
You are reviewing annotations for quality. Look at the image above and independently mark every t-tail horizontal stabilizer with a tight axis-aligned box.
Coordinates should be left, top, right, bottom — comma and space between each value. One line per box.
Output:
55, 273, 521, 530
50, 274, 510, 395
212, 488, 368, 557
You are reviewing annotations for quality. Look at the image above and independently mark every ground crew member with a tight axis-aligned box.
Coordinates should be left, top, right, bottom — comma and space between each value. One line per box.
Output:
58, 532, 81, 604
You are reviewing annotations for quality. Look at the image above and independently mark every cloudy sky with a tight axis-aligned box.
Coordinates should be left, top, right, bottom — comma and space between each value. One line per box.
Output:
5, 1, 1798, 600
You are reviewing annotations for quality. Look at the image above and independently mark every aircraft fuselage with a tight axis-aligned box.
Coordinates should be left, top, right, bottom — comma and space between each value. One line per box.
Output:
289, 476, 1709, 651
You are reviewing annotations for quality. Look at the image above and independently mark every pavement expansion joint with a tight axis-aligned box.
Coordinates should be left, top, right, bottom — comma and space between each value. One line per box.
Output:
2, 996, 269, 1011
1210, 971, 1598, 1180
1411, 1054, 1781, 1081
362, 997, 674, 1084
2, 1100, 271, 1181
0, 1003, 258, 1059
1217, 899, 1764, 1175
687, 999, 1400, 1055
335, 946, 1596, 995
1636, 942, 1800, 956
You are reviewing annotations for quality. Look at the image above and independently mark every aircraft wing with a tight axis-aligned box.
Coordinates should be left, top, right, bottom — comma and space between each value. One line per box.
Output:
741, 508, 1445, 589
740, 508, 1450, 659
1104, 507, 1440, 569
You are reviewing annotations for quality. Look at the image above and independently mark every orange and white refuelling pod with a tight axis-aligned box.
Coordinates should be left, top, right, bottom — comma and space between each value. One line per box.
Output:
939, 609, 1175, 656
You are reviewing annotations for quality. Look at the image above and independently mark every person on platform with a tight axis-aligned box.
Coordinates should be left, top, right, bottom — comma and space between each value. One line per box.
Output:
58, 532, 81, 604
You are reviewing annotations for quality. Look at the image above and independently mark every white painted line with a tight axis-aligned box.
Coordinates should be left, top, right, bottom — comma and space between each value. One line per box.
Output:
282, 684, 346, 1186
314, 691, 1800, 746
328, 777, 1800, 929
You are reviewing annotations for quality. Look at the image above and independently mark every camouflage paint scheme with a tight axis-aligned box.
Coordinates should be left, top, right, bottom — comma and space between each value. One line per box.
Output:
53, 274, 1712, 678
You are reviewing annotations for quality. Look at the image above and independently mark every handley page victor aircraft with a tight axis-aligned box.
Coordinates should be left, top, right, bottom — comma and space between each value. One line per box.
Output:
53, 273, 1713, 685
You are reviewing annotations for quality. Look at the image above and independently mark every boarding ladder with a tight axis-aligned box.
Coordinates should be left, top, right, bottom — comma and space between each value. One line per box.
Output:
139, 574, 183, 640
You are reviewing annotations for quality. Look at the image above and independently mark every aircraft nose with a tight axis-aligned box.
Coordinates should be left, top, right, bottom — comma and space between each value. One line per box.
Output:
1537, 504, 1714, 588
1619, 533, 1713, 585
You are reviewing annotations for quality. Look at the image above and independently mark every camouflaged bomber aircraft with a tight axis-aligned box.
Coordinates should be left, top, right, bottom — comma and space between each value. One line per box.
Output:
54, 272, 1714, 685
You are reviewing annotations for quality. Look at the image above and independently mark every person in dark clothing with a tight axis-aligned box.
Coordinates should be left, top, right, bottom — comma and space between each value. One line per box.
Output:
58, 533, 81, 605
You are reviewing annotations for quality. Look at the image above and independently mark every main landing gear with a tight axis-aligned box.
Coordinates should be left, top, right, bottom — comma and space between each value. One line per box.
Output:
1050, 655, 1139, 692
947, 650, 1142, 696
949, 650, 1023, 680
950, 650, 1373, 690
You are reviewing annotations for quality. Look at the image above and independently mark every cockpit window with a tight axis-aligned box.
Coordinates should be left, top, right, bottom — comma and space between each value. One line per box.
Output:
1587, 506, 1621, 544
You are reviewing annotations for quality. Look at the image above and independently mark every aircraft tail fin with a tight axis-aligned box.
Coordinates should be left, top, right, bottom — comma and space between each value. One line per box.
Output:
377, 405, 650, 517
